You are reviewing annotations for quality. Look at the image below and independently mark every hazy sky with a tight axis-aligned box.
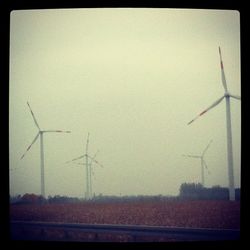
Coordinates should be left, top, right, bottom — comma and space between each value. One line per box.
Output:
9, 8, 241, 198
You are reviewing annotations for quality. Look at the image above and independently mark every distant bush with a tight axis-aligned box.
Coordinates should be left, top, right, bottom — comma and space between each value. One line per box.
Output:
13, 193, 47, 204
90, 194, 179, 203
47, 195, 80, 204
10, 194, 81, 204
10, 194, 22, 204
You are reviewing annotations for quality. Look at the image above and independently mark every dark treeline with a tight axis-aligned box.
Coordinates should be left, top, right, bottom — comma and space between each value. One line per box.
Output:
10, 193, 83, 205
9, 193, 178, 204
10, 183, 240, 205
88, 194, 178, 203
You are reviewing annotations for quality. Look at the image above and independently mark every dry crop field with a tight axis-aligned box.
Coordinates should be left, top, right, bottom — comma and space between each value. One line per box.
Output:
10, 200, 240, 229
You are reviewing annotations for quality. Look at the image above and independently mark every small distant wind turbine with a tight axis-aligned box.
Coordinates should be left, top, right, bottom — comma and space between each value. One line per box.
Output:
187, 47, 241, 201
20, 102, 71, 197
71, 150, 101, 198
183, 140, 213, 186
65, 133, 103, 199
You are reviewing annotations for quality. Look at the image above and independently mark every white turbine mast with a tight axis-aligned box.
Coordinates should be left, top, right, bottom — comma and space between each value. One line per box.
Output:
20, 102, 71, 198
65, 133, 103, 199
183, 140, 213, 186
187, 47, 241, 201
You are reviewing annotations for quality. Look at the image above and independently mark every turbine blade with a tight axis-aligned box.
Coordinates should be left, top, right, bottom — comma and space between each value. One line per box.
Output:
72, 162, 88, 166
27, 102, 41, 131
88, 155, 104, 167
44, 130, 71, 133
202, 159, 211, 175
65, 154, 86, 163
187, 96, 224, 125
92, 150, 99, 159
89, 150, 99, 164
219, 47, 228, 92
20, 132, 40, 159
86, 133, 90, 153
202, 140, 213, 156
229, 94, 241, 100
202, 159, 208, 169
182, 154, 201, 158
72, 162, 84, 166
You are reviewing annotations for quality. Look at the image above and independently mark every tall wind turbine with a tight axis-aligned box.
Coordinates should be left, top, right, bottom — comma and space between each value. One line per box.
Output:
187, 47, 241, 201
20, 102, 71, 197
65, 133, 103, 199
183, 140, 213, 186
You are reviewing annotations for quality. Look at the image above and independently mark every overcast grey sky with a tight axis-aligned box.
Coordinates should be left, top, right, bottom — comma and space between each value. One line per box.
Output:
9, 8, 241, 198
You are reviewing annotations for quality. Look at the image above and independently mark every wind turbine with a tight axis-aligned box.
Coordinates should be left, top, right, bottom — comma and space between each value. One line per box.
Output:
71, 150, 101, 198
183, 140, 213, 186
65, 133, 103, 199
187, 47, 241, 201
20, 102, 71, 197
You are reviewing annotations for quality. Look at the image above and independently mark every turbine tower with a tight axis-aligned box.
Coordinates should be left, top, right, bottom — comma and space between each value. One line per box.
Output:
66, 133, 103, 199
20, 102, 71, 197
187, 47, 241, 201
183, 140, 212, 186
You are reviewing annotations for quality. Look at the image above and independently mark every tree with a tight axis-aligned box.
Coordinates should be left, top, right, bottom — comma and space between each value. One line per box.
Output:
20, 193, 45, 204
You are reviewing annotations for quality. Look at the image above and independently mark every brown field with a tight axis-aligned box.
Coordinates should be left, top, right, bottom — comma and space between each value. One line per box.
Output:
10, 200, 240, 229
